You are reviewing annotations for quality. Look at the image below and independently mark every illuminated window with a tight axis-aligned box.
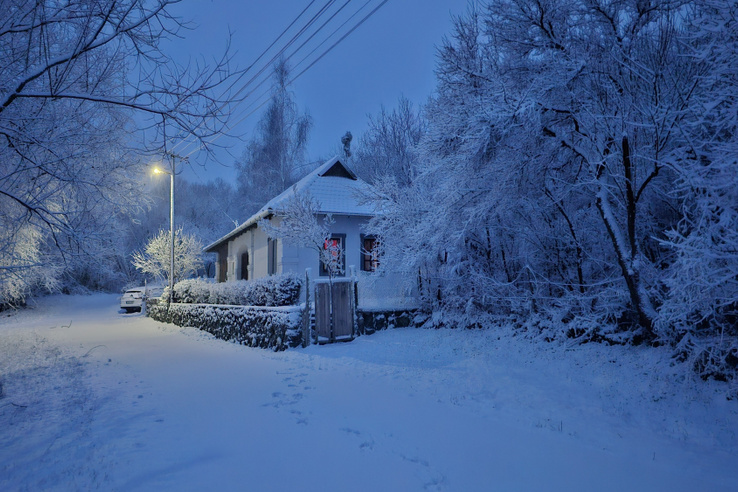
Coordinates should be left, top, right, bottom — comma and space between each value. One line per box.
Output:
319, 234, 345, 276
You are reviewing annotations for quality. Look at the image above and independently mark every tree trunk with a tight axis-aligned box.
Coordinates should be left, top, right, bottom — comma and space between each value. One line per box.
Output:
595, 136, 655, 340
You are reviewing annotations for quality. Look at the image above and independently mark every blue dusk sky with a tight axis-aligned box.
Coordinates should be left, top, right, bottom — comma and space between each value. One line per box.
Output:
162, 0, 471, 182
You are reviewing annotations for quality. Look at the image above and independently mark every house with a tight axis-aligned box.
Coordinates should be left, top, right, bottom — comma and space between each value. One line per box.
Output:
204, 157, 412, 308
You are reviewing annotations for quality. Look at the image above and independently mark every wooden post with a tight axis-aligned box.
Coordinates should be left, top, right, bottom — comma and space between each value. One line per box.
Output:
349, 265, 357, 338
303, 268, 311, 347
315, 283, 331, 343
351, 277, 359, 339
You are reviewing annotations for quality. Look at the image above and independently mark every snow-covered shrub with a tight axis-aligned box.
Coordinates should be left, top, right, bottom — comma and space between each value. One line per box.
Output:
207, 282, 237, 305
148, 302, 302, 351
172, 278, 212, 304
673, 335, 738, 389
162, 274, 301, 307
246, 274, 302, 306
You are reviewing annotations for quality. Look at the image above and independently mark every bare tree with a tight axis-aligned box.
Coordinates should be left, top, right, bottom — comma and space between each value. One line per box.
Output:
235, 59, 312, 217
0, 0, 240, 304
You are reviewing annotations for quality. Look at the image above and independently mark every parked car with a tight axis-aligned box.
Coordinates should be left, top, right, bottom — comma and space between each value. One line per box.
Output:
146, 285, 164, 299
120, 287, 147, 313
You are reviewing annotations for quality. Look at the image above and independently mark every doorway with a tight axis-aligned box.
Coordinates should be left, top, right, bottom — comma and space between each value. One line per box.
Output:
240, 252, 249, 280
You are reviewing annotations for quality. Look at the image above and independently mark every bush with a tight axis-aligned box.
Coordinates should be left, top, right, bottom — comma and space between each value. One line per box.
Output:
148, 301, 302, 351
163, 274, 301, 306
172, 278, 212, 304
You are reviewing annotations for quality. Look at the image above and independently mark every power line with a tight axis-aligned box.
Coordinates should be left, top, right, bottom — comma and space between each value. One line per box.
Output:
290, 0, 390, 84
224, 0, 319, 97
173, 0, 340, 156
210, 0, 358, 133
228, 0, 338, 103
180, 0, 392, 159
283, 0, 354, 68
170, 0, 321, 154
290, 0, 373, 77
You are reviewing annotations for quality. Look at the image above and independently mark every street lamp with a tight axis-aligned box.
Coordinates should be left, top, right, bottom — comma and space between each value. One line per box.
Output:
153, 154, 175, 305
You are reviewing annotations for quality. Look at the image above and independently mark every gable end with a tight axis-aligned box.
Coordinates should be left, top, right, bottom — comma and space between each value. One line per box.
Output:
319, 161, 357, 180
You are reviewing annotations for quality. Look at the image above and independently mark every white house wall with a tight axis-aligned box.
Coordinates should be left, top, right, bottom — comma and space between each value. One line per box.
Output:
219, 214, 417, 309
226, 230, 247, 281
224, 225, 270, 282
252, 225, 271, 279
226, 214, 372, 281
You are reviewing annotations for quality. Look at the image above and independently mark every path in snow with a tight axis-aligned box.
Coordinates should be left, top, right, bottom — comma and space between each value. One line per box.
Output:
1, 294, 737, 491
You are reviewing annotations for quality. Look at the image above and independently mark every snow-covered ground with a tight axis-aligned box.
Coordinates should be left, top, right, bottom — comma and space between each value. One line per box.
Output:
1, 294, 736, 491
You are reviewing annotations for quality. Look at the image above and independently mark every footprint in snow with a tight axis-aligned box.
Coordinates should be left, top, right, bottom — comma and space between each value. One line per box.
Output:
341, 427, 375, 451
400, 454, 446, 491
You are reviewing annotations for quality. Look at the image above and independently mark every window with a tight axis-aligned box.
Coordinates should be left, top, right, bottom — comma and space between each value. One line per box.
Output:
361, 235, 379, 272
267, 238, 278, 275
319, 234, 345, 277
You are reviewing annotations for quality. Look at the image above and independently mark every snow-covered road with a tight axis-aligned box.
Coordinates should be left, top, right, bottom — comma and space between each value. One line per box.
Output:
1, 294, 737, 491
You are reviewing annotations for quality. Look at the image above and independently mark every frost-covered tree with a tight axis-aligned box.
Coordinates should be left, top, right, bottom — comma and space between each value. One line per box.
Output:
370, 1, 735, 345
472, 0, 706, 337
0, 221, 59, 307
132, 228, 204, 283
0, 0, 239, 303
258, 190, 344, 279
353, 97, 425, 186
235, 59, 312, 217
655, 1, 738, 375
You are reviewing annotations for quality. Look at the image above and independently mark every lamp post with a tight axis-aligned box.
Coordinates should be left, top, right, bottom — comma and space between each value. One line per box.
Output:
153, 154, 175, 305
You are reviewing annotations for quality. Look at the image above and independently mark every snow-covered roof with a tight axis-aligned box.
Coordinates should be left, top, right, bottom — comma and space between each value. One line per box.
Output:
261, 156, 375, 216
204, 157, 375, 252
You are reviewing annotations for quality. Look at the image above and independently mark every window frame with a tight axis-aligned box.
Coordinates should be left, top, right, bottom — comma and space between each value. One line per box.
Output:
267, 238, 278, 276
360, 234, 380, 272
319, 233, 346, 277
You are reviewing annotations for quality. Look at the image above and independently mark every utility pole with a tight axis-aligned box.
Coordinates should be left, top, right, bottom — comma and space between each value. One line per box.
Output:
168, 151, 175, 306
154, 151, 184, 306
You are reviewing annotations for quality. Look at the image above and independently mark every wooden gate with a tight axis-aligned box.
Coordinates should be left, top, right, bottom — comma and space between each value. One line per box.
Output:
314, 279, 355, 343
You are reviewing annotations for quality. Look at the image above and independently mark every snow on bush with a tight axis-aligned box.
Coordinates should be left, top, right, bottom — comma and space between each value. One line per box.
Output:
148, 300, 302, 351
168, 278, 212, 304
162, 274, 301, 307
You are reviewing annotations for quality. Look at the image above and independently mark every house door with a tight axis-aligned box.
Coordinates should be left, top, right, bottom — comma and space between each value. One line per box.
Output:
240, 252, 249, 280
314, 280, 355, 343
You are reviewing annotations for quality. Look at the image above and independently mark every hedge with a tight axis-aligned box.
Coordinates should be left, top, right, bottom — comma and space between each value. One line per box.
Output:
163, 274, 301, 306
148, 299, 303, 351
